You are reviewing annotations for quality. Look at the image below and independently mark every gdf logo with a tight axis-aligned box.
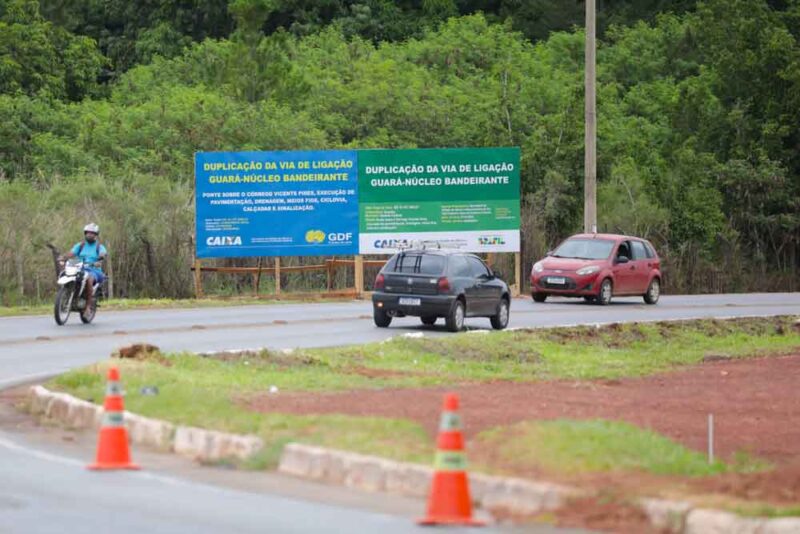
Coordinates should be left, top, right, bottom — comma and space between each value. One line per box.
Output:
206, 236, 242, 246
328, 232, 353, 242
305, 230, 326, 243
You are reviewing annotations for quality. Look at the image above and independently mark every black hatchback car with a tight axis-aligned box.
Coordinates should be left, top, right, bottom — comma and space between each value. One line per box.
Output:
372, 249, 511, 332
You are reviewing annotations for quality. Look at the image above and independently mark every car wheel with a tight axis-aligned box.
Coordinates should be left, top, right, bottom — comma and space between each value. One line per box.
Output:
445, 299, 465, 332
421, 316, 437, 325
644, 278, 660, 305
597, 279, 613, 306
373, 307, 392, 328
490, 298, 510, 330
532, 293, 547, 303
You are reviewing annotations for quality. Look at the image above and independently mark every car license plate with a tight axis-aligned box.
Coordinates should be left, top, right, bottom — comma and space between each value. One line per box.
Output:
399, 297, 421, 306
549, 277, 567, 285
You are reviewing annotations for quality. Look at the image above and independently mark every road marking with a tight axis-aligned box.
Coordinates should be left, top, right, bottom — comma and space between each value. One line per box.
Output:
0, 435, 83, 467
0, 433, 227, 493
0, 371, 66, 389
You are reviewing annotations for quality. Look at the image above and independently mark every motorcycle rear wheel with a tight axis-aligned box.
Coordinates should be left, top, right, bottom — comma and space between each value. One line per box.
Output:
54, 285, 73, 326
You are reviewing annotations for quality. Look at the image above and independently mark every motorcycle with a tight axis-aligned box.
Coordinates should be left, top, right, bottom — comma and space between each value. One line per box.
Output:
54, 258, 103, 325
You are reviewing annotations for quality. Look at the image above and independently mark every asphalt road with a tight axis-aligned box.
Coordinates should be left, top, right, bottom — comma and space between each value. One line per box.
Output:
1, 293, 799, 388
0, 293, 798, 533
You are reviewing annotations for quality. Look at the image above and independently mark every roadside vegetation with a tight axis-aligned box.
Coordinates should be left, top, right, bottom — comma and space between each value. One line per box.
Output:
473, 419, 769, 478
50, 317, 800, 472
0, 295, 351, 317
2, 0, 799, 303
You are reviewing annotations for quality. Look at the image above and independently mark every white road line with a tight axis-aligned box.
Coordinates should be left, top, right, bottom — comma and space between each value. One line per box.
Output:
0, 371, 65, 388
0, 433, 229, 493
0, 435, 83, 467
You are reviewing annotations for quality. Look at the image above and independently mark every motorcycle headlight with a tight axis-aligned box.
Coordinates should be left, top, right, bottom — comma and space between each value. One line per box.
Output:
576, 265, 600, 276
533, 262, 544, 273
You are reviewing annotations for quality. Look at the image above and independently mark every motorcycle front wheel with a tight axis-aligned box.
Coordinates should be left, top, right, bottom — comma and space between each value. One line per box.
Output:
54, 285, 73, 325
80, 298, 96, 324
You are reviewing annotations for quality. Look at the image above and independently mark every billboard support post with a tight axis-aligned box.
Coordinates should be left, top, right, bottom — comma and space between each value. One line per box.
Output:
354, 255, 364, 298
193, 259, 204, 298
253, 258, 263, 295
514, 252, 522, 297
274, 257, 281, 296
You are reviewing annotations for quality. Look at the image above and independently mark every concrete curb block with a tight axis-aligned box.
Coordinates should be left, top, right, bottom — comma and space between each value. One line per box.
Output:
685, 509, 765, 534
125, 412, 175, 451
173, 426, 263, 462
639, 498, 693, 533
27, 386, 262, 462
757, 517, 800, 533
277, 443, 578, 519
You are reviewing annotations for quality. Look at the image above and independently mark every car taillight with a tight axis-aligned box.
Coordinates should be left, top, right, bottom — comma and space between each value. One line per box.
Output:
437, 277, 451, 292
374, 273, 385, 290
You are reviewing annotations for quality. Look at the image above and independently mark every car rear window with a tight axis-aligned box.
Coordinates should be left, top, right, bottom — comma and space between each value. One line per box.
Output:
553, 239, 615, 260
386, 253, 446, 275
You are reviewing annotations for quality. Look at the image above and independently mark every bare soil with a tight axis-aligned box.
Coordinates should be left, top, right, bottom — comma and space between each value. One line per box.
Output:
245, 354, 800, 463
244, 353, 800, 530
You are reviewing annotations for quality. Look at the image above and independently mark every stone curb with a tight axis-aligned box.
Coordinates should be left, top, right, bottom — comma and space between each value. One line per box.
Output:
27, 387, 800, 532
27, 385, 262, 462
278, 443, 579, 520
277, 443, 800, 531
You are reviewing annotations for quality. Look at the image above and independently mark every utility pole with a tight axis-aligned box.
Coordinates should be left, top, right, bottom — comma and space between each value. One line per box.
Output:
584, 0, 597, 233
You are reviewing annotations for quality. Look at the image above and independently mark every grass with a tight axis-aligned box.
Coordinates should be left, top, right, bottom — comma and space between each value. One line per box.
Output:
472, 419, 769, 477
47, 316, 799, 474
0, 295, 354, 317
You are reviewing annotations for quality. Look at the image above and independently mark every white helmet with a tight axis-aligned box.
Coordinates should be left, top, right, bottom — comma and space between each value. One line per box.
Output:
83, 222, 100, 234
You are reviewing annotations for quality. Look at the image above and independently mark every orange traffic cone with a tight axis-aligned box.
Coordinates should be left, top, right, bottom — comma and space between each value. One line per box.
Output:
418, 393, 483, 526
87, 366, 139, 470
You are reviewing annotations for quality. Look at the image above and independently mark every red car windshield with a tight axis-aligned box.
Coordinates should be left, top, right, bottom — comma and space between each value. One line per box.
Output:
553, 239, 615, 260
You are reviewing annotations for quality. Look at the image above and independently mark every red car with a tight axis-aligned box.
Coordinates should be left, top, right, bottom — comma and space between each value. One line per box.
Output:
530, 234, 662, 305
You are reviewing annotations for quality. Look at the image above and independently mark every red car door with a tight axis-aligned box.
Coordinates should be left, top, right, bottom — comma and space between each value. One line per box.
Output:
630, 240, 652, 294
611, 241, 637, 293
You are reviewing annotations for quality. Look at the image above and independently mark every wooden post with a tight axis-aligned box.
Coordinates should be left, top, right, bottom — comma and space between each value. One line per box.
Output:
326, 259, 334, 292
486, 253, 496, 269
193, 258, 204, 298
274, 257, 281, 297
354, 255, 364, 298
514, 252, 522, 297
253, 257, 263, 296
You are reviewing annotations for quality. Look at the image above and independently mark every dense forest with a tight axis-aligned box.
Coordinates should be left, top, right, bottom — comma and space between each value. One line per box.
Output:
1, 0, 798, 302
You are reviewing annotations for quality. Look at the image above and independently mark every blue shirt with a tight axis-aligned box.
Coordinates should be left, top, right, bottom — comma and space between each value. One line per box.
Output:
71, 241, 107, 270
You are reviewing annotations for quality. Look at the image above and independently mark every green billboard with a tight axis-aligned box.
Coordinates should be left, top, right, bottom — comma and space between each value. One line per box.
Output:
357, 147, 520, 253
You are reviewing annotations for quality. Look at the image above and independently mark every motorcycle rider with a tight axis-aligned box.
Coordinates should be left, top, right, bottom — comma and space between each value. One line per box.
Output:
62, 223, 107, 315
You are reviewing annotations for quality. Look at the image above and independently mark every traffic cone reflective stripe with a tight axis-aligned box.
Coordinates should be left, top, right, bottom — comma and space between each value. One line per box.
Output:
434, 450, 467, 471
88, 366, 139, 471
106, 380, 122, 397
418, 393, 483, 527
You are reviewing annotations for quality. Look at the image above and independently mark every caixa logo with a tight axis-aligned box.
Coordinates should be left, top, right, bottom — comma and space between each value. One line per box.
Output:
206, 236, 242, 246
373, 238, 411, 249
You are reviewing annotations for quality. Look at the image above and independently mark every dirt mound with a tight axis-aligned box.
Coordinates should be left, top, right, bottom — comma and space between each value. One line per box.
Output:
113, 343, 161, 359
